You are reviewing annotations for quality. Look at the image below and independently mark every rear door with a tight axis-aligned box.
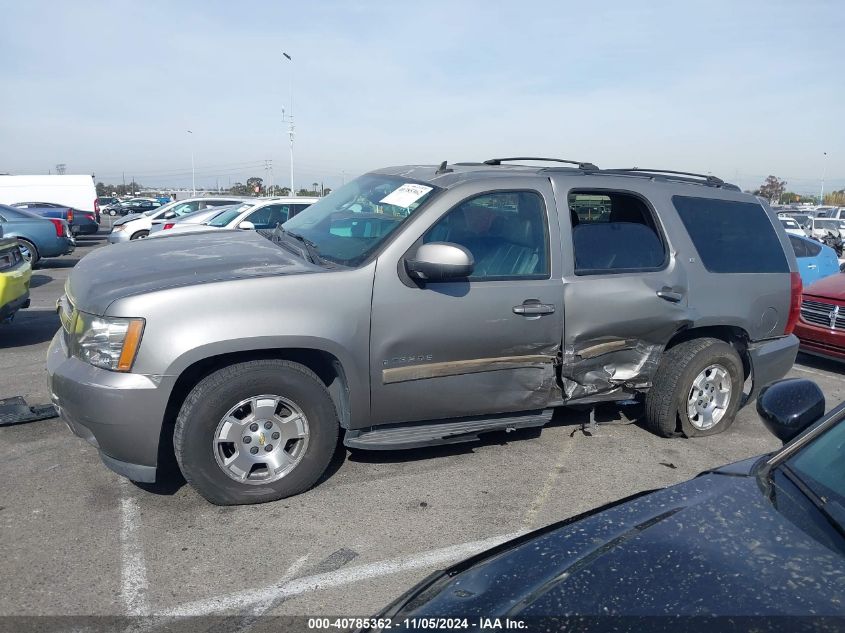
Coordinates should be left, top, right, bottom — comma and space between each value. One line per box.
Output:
551, 177, 691, 400
368, 179, 565, 424
789, 235, 821, 286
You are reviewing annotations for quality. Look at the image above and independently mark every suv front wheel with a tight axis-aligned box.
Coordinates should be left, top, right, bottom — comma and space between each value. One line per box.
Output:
645, 338, 744, 438
174, 359, 339, 505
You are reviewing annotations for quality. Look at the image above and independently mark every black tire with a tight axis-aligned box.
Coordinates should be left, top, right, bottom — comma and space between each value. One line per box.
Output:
645, 338, 744, 438
130, 230, 149, 240
174, 359, 339, 505
17, 238, 39, 266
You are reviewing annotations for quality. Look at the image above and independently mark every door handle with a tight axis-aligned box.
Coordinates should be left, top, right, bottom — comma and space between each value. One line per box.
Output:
656, 289, 684, 303
513, 300, 555, 316
807, 264, 817, 270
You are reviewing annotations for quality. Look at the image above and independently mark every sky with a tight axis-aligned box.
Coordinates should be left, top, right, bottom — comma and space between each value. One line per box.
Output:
1, 0, 844, 195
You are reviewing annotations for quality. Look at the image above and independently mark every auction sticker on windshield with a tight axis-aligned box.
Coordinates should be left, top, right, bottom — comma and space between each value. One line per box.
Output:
380, 183, 433, 208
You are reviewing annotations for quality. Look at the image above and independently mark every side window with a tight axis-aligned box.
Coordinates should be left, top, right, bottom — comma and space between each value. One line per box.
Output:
423, 191, 549, 280
569, 192, 666, 274
673, 196, 789, 273
173, 201, 200, 216
247, 204, 290, 229
789, 235, 809, 258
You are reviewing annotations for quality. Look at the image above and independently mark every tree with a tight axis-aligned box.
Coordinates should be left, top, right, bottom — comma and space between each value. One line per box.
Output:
824, 190, 845, 206
754, 175, 787, 203
229, 181, 250, 195
246, 177, 264, 196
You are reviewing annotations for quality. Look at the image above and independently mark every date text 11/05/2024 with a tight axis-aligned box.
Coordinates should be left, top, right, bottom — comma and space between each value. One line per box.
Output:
306, 617, 528, 630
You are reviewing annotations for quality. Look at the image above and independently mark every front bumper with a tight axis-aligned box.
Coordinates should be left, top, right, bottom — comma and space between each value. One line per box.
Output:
107, 229, 131, 244
46, 329, 176, 482
795, 321, 845, 361
746, 334, 800, 403
0, 260, 32, 321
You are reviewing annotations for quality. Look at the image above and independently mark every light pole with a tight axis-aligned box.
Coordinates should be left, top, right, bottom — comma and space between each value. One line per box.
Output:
187, 130, 195, 196
283, 52, 295, 196
820, 151, 828, 205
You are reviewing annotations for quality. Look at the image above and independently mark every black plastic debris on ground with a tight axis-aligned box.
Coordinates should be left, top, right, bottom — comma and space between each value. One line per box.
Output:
0, 396, 58, 426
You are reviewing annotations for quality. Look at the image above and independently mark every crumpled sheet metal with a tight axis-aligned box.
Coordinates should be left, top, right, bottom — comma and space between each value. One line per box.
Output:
560, 338, 663, 400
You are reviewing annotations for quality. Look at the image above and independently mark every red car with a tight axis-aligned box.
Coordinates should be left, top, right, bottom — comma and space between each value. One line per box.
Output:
794, 272, 845, 361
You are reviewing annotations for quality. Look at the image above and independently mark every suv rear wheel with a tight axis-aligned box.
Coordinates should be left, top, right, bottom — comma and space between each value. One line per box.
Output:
174, 359, 339, 505
645, 338, 743, 438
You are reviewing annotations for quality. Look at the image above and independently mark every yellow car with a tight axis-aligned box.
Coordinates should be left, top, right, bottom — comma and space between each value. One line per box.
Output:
0, 238, 31, 323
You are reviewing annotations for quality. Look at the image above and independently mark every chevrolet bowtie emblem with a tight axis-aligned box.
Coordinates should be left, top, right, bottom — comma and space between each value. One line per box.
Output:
830, 306, 840, 329
258, 432, 266, 446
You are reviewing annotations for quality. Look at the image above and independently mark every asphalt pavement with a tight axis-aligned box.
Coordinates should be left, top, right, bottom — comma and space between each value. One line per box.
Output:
1, 227, 843, 621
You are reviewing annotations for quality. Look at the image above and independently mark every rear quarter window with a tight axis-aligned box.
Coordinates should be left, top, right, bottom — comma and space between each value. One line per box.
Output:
672, 196, 789, 273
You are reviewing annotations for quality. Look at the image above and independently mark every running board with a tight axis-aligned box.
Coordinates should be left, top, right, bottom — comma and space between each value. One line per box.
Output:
344, 409, 555, 451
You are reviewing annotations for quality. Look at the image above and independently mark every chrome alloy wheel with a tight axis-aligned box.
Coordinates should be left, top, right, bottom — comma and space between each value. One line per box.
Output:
17, 241, 33, 263
687, 364, 732, 430
213, 395, 310, 484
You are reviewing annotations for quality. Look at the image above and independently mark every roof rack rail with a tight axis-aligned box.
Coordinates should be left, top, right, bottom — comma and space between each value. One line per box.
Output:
598, 167, 725, 187
483, 157, 599, 171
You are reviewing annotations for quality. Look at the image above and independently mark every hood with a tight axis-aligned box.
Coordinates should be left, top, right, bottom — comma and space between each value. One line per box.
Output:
805, 273, 845, 301
114, 212, 144, 224
67, 230, 319, 314
388, 470, 844, 618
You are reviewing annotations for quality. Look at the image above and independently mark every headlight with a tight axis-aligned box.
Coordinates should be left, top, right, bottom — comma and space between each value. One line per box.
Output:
71, 312, 145, 371
112, 224, 126, 231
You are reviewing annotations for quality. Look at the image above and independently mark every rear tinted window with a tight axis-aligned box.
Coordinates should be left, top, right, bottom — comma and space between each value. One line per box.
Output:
789, 235, 821, 258
672, 196, 788, 273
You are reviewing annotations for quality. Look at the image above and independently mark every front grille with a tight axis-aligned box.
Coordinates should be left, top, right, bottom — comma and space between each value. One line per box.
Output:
801, 299, 845, 330
0, 244, 23, 271
57, 295, 77, 351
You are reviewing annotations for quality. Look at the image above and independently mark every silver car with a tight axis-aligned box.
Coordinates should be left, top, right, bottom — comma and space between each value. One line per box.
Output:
47, 161, 800, 505
150, 197, 317, 237
108, 196, 248, 243
147, 202, 256, 235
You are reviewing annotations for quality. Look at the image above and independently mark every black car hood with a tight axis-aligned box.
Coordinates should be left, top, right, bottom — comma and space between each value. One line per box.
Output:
389, 462, 845, 619
67, 230, 319, 314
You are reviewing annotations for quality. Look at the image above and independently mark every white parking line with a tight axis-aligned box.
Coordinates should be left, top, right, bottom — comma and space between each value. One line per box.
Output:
793, 365, 841, 379
119, 486, 149, 616
158, 532, 522, 617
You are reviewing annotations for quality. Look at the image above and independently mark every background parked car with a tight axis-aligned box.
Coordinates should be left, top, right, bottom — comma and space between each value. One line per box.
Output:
794, 273, 845, 361
110, 197, 162, 216
0, 204, 74, 265
804, 217, 842, 240
148, 201, 256, 235
150, 197, 317, 237
11, 201, 99, 235
109, 196, 250, 242
0, 174, 99, 219
779, 216, 804, 236
364, 379, 844, 626
788, 233, 840, 287
0, 235, 31, 323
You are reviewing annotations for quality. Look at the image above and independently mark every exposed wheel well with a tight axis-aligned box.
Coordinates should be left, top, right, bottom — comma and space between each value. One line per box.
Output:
664, 326, 751, 379
158, 349, 350, 467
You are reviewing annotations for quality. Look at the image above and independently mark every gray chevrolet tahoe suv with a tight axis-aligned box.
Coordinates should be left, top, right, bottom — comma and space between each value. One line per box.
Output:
47, 159, 802, 505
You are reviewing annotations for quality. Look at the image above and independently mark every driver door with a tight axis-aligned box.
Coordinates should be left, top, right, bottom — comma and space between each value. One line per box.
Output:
368, 185, 564, 425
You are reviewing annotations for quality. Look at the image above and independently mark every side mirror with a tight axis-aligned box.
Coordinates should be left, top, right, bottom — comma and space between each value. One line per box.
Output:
756, 378, 825, 444
237, 220, 255, 230
406, 242, 474, 281
162, 211, 176, 219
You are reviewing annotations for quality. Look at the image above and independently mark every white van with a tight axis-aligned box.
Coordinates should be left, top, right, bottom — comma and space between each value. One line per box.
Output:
0, 175, 99, 217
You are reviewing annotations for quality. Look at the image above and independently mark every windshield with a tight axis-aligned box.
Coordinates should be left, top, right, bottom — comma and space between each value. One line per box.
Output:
815, 219, 840, 231
282, 174, 439, 266
788, 419, 845, 529
207, 203, 253, 227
